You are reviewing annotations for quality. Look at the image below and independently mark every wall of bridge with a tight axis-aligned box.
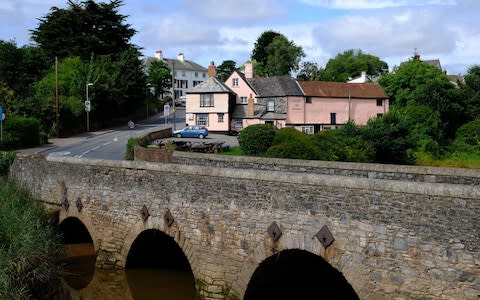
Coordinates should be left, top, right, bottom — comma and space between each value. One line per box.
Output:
10, 154, 479, 299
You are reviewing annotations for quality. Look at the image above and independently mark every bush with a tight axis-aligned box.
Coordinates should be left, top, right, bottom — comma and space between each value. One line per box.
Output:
453, 119, 480, 153
266, 128, 319, 160
238, 124, 277, 155
125, 137, 150, 160
0, 151, 16, 176
1, 116, 40, 150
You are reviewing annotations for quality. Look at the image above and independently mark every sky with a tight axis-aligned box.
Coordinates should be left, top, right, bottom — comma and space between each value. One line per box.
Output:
0, 0, 479, 75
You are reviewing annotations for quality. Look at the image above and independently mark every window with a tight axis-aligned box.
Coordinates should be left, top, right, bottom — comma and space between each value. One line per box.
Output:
218, 113, 224, 123
306, 97, 312, 104
193, 81, 203, 87
376, 99, 383, 106
202, 73, 206, 78
267, 100, 275, 112
302, 126, 314, 134
234, 119, 243, 128
240, 96, 248, 104
232, 78, 239, 87
200, 94, 214, 107
176, 80, 188, 89
265, 121, 274, 125
182, 71, 186, 77
330, 112, 336, 125
377, 113, 384, 117
195, 72, 198, 77
196, 114, 209, 126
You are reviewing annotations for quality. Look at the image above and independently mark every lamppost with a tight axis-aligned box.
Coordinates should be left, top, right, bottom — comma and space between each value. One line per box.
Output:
146, 83, 152, 119
85, 83, 93, 132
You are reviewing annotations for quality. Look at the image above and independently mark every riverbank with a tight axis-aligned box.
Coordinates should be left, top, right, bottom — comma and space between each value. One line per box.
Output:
0, 175, 63, 299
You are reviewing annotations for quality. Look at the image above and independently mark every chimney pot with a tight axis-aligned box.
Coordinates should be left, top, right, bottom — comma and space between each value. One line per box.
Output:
178, 53, 185, 61
208, 61, 217, 78
245, 63, 253, 79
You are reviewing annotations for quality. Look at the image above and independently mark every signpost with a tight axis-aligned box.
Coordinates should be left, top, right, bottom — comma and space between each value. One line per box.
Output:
85, 100, 91, 132
164, 104, 170, 125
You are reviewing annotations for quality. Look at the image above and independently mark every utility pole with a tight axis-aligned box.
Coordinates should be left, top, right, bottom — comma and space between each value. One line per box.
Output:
171, 60, 176, 130
55, 56, 59, 137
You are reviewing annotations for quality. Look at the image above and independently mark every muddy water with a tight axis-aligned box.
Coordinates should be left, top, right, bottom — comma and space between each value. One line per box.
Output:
59, 244, 198, 300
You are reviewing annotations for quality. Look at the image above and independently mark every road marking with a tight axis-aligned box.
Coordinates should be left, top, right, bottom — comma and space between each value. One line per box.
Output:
48, 151, 71, 157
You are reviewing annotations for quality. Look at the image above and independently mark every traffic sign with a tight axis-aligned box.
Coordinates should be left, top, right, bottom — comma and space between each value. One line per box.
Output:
128, 120, 135, 129
84, 100, 91, 112
0, 106, 3, 117
164, 104, 170, 116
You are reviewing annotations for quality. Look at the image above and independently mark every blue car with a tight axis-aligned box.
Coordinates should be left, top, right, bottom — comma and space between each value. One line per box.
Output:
173, 125, 209, 139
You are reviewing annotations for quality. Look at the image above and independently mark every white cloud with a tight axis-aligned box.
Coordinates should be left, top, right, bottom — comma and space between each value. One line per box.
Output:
298, 0, 455, 9
180, 0, 284, 21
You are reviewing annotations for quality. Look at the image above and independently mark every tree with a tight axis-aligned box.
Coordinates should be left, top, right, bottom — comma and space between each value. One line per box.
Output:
264, 35, 305, 76
217, 60, 237, 82
147, 60, 171, 99
461, 65, 480, 121
320, 49, 388, 82
296, 61, 324, 81
31, 0, 136, 60
251, 30, 282, 69
251, 31, 305, 76
238, 124, 277, 155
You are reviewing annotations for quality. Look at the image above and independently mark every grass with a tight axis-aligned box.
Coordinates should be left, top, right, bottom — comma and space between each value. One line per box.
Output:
218, 146, 245, 156
415, 151, 480, 169
0, 177, 62, 299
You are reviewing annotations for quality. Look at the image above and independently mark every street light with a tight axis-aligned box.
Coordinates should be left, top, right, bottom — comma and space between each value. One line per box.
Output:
86, 83, 93, 132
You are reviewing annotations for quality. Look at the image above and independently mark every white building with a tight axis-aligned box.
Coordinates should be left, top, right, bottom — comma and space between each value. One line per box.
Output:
143, 50, 208, 101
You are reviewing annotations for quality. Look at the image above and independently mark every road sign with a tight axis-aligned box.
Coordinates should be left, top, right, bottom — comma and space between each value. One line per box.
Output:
0, 106, 3, 117
84, 100, 91, 112
128, 120, 135, 129
164, 104, 170, 116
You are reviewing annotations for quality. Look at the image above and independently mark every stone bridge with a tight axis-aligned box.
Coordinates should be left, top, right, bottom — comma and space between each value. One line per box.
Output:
10, 153, 480, 299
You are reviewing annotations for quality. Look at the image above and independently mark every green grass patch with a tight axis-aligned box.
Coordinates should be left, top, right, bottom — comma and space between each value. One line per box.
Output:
415, 151, 480, 169
0, 177, 62, 299
217, 146, 245, 156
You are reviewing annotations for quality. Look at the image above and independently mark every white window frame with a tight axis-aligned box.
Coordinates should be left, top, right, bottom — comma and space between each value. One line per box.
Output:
232, 78, 239, 87
200, 94, 214, 107
196, 114, 209, 126
267, 100, 275, 112
218, 113, 224, 123
240, 96, 248, 104
302, 126, 314, 134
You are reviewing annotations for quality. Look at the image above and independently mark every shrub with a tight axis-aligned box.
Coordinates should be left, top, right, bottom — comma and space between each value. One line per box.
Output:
125, 137, 150, 160
0, 151, 16, 176
1, 116, 40, 149
453, 119, 480, 153
266, 128, 319, 160
238, 124, 277, 155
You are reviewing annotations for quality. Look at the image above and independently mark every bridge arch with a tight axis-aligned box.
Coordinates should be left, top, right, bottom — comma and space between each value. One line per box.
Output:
119, 216, 200, 278
59, 210, 98, 250
234, 232, 362, 299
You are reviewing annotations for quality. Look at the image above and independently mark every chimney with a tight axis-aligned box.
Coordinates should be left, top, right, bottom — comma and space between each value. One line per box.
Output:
247, 93, 254, 117
208, 61, 217, 78
244, 63, 253, 79
154, 50, 163, 60
178, 53, 185, 61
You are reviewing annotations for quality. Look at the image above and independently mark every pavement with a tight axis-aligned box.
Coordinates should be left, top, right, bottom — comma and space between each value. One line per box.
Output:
17, 130, 114, 156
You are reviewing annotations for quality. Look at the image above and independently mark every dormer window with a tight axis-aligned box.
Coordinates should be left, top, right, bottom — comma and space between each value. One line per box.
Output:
267, 100, 275, 112
232, 78, 239, 87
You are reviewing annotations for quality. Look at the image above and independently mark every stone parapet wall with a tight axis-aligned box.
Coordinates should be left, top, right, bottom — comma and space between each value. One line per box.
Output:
10, 155, 480, 299
173, 151, 480, 185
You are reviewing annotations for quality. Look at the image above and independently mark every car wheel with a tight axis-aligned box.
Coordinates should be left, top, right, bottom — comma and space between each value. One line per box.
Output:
199, 134, 205, 139
176, 133, 182, 138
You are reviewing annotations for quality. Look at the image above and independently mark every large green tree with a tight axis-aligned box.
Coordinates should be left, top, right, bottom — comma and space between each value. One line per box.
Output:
147, 60, 171, 99
461, 65, 480, 121
320, 49, 388, 82
251, 31, 304, 76
216, 60, 237, 82
31, 0, 136, 60
296, 61, 324, 81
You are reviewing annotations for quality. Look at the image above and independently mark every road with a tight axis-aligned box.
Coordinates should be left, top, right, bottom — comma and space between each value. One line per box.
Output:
39, 107, 239, 160
43, 108, 186, 160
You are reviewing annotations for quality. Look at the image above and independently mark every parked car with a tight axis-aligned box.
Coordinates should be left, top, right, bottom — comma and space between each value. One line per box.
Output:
173, 125, 208, 138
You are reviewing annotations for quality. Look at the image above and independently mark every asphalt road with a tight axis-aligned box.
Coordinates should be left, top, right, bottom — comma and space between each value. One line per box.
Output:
40, 107, 238, 160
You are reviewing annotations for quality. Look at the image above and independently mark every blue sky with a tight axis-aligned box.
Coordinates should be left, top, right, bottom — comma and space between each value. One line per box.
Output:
1, 0, 478, 75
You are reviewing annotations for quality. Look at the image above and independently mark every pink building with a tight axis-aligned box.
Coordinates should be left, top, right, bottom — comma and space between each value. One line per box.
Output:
185, 62, 236, 132
291, 81, 389, 133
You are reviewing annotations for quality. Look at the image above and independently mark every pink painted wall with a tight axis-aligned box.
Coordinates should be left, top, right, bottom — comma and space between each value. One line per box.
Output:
186, 93, 230, 131
287, 97, 389, 126
225, 71, 257, 104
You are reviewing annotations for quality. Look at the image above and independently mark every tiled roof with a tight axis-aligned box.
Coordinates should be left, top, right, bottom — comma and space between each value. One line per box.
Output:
247, 76, 303, 97
187, 77, 235, 94
423, 59, 442, 70
298, 81, 388, 99
164, 58, 207, 72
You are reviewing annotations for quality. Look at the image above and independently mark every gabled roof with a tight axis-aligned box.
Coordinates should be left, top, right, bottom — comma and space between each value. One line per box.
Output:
247, 76, 303, 97
423, 59, 442, 70
164, 58, 207, 72
298, 81, 388, 99
187, 77, 236, 94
